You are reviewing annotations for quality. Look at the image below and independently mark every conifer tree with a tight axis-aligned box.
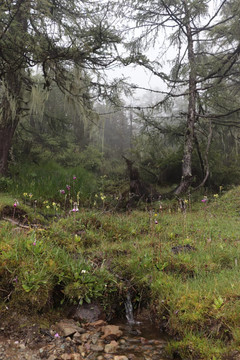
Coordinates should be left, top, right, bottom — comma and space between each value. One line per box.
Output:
114, 0, 240, 193
0, 0, 120, 174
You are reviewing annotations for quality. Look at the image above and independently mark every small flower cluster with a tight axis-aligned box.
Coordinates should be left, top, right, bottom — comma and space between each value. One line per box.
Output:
43, 200, 60, 211
52, 202, 59, 210
100, 193, 106, 201
94, 193, 106, 201
93, 192, 107, 207
23, 192, 33, 199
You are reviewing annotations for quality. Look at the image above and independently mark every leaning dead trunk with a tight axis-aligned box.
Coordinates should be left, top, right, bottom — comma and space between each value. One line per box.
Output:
123, 156, 148, 200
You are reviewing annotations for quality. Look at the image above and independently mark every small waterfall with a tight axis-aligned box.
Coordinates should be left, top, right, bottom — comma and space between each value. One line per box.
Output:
124, 292, 135, 324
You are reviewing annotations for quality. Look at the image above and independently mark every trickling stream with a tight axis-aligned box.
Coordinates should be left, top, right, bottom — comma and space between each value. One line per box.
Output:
111, 320, 169, 360
110, 293, 170, 359
124, 292, 136, 325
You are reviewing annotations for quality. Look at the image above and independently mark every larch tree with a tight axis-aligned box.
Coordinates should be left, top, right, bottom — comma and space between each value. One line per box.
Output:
113, 0, 240, 194
0, 0, 120, 175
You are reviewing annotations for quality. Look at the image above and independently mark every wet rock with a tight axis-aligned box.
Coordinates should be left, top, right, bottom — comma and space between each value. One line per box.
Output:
90, 344, 104, 352
119, 339, 126, 345
101, 326, 123, 341
47, 355, 57, 360
84, 342, 91, 352
73, 332, 82, 344
128, 355, 136, 360
104, 340, 119, 353
128, 329, 141, 336
68, 303, 105, 323
70, 354, 83, 360
91, 332, 101, 344
61, 353, 83, 360
61, 354, 72, 360
140, 337, 148, 344
55, 319, 84, 337
104, 354, 114, 359
88, 320, 106, 328
81, 332, 90, 343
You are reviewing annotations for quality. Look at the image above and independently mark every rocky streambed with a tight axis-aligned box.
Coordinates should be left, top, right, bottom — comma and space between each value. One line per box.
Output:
0, 317, 168, 360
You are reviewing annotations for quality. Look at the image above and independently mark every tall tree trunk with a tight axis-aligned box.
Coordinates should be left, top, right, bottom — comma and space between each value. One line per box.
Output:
0, 0, 31, 176
175, 1, 196, 195
0, 125, 18, 175
0, 70, 30, 175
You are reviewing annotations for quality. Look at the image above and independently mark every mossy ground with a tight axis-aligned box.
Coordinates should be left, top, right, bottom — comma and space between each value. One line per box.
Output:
1, 188, 240, 359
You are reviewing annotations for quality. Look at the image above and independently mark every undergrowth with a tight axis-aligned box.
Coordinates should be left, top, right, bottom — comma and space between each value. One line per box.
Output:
1, 186, 240, 359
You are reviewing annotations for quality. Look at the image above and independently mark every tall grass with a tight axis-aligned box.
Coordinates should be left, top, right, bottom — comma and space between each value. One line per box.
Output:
7, 161, 97, 203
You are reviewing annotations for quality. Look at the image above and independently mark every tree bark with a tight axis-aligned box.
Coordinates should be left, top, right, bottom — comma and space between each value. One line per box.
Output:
193, 120, 213, 191
0, 125, 18, 175
0, 1, 31, 175
0, 69, 30, 175
175, 1, 196, 195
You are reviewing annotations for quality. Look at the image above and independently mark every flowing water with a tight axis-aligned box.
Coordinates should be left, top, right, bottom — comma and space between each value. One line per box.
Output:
110, 293, 170, 359
113, 320, 169, 360
124, 292, 136, 324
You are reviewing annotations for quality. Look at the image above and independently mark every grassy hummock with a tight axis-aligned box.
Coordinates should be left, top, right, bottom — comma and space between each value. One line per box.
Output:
1, 187, 240, 359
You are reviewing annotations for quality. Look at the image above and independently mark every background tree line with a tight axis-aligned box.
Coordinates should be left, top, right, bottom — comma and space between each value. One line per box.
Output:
1, 0, 240, 195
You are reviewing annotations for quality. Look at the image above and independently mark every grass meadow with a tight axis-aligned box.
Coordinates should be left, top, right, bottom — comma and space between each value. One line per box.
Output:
1, 172, 240, 359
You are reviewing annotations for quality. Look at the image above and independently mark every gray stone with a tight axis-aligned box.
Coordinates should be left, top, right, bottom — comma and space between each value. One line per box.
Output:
104, 340, 119, 354
91, 332, 100, 344
101, 325, 123, 341
68, 303, 105, 323
61, 354, 72, 360
90, 344, 104, 352
47, 356, 58, 360
55, 319, 84, 337
81, 332, 90, 343
70, 354, 83, 360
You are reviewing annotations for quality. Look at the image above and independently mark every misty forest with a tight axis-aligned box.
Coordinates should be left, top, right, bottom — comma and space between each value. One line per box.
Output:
1, 1, 240, 359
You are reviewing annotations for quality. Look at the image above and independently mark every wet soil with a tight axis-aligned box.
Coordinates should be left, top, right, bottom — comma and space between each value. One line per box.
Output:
0, 312, 168, 360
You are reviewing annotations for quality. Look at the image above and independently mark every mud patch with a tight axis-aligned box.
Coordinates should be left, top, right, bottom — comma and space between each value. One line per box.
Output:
1, 205, 29, 224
